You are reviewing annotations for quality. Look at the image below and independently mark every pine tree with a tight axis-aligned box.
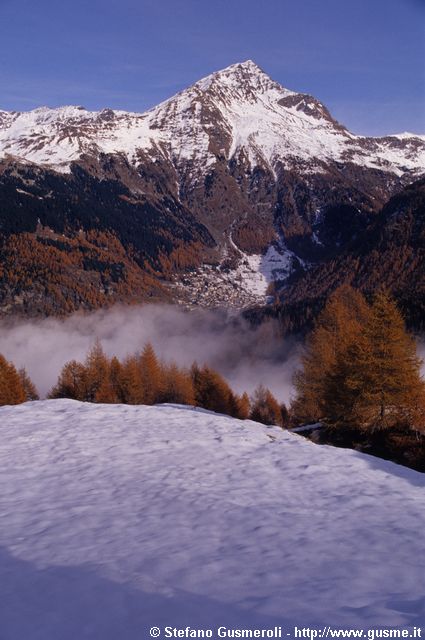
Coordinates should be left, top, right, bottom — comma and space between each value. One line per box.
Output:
109, 356, 125, 403
292, 285, 371, 424
323, 292, 425, 432
280, 403, 290, 428
0, 355, 26, 405
140, 342, 162, 405
18, 368, 39, 401
49, 360, 87, 400
84, 339, 110, 402
190, 363, 203, 404
191, 364, 234, 414
120, 355, 144, 404
94, 374, 117, 403
236, 392, 251, 420
161, 362, 195, 405
250, 385, 282, 426
226, 391, 242, 419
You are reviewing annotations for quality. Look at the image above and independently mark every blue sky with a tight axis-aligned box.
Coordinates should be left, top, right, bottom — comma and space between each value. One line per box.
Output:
0, 0, 424, 135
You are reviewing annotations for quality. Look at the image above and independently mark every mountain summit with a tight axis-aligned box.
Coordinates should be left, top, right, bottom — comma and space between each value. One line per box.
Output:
0, 61, 424, 319
193, 59, 290, 97
0, 60, 424, 177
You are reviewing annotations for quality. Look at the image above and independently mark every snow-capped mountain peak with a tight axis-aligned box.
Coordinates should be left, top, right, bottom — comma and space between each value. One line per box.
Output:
193, 59, 292, 98
0, 60, 424, 178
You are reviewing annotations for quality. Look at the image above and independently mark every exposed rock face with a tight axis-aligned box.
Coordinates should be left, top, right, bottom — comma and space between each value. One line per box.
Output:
0, 60, 424, 317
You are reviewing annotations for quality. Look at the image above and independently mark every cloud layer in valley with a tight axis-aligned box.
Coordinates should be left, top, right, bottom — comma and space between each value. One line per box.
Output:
0, 305, 300, 403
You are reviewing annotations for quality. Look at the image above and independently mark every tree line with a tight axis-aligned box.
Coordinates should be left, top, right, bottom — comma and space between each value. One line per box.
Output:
290, 285, 425, 470
0, 356, 39, 405
291, 285, 425, 433
0, 341, 288, 428
1, 285, 424, 467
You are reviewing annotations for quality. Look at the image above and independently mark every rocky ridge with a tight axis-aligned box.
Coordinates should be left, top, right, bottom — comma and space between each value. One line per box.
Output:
0, 61, 424, 316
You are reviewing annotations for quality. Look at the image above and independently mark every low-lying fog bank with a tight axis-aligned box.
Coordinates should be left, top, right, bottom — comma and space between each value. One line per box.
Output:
0, 304, 300, 401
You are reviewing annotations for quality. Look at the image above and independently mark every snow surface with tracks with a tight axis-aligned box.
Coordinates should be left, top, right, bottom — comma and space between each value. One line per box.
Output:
1, 400, 425, 639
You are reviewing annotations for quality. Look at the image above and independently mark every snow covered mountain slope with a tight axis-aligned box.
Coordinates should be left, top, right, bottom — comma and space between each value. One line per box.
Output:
1, 61, 425, 316
1, 400, 424, 639
0, 61, 424, 177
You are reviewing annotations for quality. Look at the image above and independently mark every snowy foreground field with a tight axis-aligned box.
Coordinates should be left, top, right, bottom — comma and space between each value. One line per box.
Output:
1, 400, 425, 639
